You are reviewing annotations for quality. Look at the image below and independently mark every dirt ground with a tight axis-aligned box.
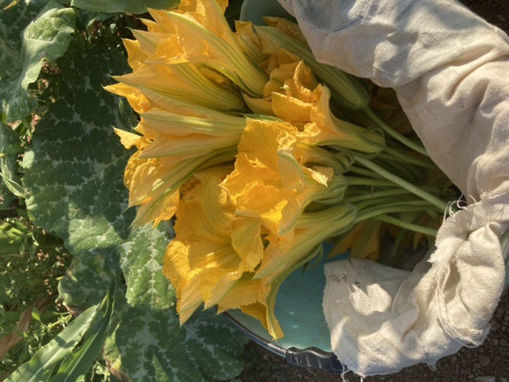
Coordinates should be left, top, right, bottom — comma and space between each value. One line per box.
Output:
235, 1, 509, 381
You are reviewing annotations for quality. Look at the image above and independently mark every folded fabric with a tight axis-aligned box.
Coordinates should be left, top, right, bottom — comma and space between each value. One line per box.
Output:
277, 0, 509, 376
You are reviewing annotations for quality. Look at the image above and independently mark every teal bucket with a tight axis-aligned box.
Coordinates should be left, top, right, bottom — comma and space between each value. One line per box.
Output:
224, 244, 346, 372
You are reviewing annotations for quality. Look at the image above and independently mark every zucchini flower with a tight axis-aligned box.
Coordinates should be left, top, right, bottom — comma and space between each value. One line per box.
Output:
106, 0, 260, 112
254, 22, 370, 109
113, 97, 249, 226
298, 85, 385, 154
255, 204, 357, 280
108, 62, 244, 112
221, 118, 345, 236
163, 166, 352, 340
232, 204, 357, 340
146, 0, 268, 97
242, 49, 384, 154
234, 20, 265, 65
163, 167, 265, 323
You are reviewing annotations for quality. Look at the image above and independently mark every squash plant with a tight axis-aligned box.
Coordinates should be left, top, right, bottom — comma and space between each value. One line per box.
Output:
0, 0, 248, 381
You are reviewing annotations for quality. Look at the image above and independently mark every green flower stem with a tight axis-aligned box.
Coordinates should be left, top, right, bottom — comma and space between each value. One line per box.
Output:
374, 214, 438, 236
345, 176, 395, 187
382, 147, 434, 168
353, 155, 447, 211
354, 197, 431, 211
386, 228, 407, 266
363, 107, 428, 156
348, 166, 384, 179
343, 189, 413, 203
355, 201, 436, 222
374, 156, 421, 183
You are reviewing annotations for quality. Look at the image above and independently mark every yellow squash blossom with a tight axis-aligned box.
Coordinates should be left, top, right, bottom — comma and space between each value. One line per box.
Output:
234, 21, 265, 65
146, 0, 267, 97
255, 203, 357, 280
164, 167, 314, 339
163, 168, 266, 323
221, 118, 342, 236
113, 99, 248, 226
242, 49, 305, 116
106, 0, 258, 112
240, 47, 384, 154
298, 85, 385, 153
109, 62, 244, 112
254, 21, 370, 110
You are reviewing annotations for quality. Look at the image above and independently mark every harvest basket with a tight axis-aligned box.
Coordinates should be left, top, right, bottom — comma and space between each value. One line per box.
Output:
224, 0, 509, 373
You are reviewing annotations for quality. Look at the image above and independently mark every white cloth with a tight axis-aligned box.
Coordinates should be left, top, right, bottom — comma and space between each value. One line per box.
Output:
277, 0, 509, 376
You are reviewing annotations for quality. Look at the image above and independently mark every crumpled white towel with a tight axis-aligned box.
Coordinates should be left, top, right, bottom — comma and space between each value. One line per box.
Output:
277, 0, 509, 376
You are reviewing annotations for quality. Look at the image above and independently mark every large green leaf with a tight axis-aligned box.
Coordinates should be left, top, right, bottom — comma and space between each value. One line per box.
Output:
22, 35, 135, 255
114, 306, 247, 382
70, 0, 178, 14
118, 221, 175, 310
0, 0, 76, 122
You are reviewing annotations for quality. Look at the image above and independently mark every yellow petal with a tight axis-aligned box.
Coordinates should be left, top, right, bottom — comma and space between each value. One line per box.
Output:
234, 21, 265, 64
256, 204, 357, 279
299, 86, 384, 153
113, 63, 244, 111
122, 38, 149, 71
176, 0, 232, 44
234, 182, 286, 234
104, 83, 153, 114
263, 16, 308, 46
240, 300, 283, 339
271, 92, 311, 123
216, 278, 262, 310
285, 60, 317, 102
133, 188, 180, 227
241, 92, 273, 115
230, 218, 264, 271
113, 128, 143, 150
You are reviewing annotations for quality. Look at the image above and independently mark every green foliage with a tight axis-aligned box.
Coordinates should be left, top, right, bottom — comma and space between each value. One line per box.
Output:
50, 284, 115, 382
0, 215, 70, 377
0, 123, 24, 198
0, 217, 67, 326
112, 305, 247, 382
22, 33, 134, 256
70, 0, 179, 14
5, 304, 99, 382
0, 0, 76, 123
16, 9, 248, 381
58, 253, 116, 309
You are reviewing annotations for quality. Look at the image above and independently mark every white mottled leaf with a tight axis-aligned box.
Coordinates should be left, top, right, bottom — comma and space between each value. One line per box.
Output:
118, 221, 175, 310
22, 34, 135, 255
58, 253, 116, 308
114, 306, 247, 382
